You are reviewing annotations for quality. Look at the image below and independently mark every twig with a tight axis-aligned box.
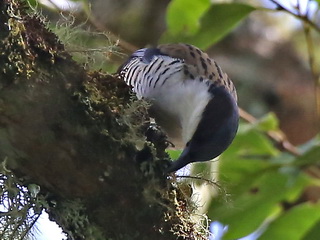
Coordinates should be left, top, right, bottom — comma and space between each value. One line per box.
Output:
269, 0, 320, 34
300, 4, 320, 123
19, 211, 42, 240
268, 0, 320, 130
175, 175, 229, 198
239, 108, 301, 156
176, 175, 221, 188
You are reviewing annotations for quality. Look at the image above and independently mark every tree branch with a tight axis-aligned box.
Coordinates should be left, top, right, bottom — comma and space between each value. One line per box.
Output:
269, 0, 320, 34
0, 1, 203, 239
239, 109, 300, 156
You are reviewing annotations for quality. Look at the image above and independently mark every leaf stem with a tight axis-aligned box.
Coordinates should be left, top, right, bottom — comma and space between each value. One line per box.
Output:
267, 0, 320, 130
239, 108, 301, 156
301, 6, 320, 125
269, 0, 320, 34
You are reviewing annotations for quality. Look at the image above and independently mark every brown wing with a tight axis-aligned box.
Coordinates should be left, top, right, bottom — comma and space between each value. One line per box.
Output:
158, 43, 237, 102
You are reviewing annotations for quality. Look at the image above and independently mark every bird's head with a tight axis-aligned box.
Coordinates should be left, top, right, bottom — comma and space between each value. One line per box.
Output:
166, 84, 239, 172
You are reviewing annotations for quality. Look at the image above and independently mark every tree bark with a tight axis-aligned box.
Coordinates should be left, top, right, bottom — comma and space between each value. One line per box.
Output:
0, 1, 206, 239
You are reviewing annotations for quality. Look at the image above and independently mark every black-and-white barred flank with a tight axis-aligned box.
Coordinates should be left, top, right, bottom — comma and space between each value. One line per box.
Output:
119, 43, 237, 102
119, 55, 185, 99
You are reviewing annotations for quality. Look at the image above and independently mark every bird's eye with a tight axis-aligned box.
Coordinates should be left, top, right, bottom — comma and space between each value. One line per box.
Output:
186, 141, 190, 147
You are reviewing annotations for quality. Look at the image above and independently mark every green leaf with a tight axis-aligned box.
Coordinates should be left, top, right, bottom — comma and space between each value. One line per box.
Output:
189, 3, 255, 49
166, 149, 182, 160
218, 157, 271, 193
229, 126, 279, 156
259, 203, 320, 240
298, 134, 320, 153
254, 112, 279, 131
208, 171, 311, 239
302, 220, 320, 240
161, 3, 256, 49
294, 146, 320, 167
165, 0, 210, 35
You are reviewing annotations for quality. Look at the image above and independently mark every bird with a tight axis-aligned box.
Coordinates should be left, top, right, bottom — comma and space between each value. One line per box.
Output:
118, 43, 239, 172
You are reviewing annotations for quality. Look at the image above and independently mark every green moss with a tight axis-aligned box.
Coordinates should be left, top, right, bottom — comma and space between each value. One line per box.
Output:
0, 1, 209, 239
0, 0, 67, 86
52, 199, 105, 240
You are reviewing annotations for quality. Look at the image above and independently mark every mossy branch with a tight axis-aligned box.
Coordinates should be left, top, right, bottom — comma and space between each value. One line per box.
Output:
0, 1, 206, 239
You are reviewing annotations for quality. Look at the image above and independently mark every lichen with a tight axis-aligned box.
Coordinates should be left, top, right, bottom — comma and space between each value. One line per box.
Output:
49, 199, 105, 240
0, 0, 66, 86
0, 161, 45, 240
0, 1, 209, 239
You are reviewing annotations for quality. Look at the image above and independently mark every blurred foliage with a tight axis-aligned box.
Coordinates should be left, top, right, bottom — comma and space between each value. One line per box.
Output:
161, 1, 319, 239
167, 149, 182, 161
161, 2, 256, 49
164, 0, 210, 36
207, 115, 320, 239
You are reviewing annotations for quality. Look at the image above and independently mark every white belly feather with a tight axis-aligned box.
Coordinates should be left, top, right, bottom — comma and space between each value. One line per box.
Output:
148, 76, 212, 145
